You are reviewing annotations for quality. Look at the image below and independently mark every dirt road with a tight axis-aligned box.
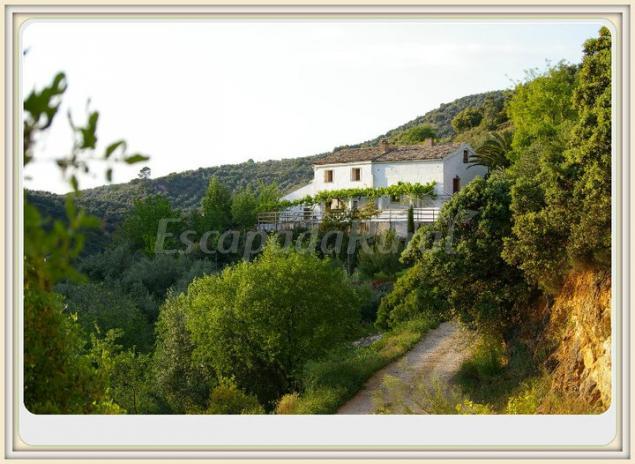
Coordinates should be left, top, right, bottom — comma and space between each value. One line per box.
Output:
337, 321, 473, 414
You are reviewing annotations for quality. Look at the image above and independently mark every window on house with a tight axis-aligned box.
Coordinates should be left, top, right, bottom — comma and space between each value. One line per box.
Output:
453, 176, 461, 193
390, 194, 401, 203
324, 169, 333, 183
351, 167, 361, 182
352, 199, 359, 211
463, 149, 469, 163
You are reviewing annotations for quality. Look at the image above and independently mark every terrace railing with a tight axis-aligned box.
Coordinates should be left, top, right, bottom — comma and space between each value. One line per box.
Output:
257, 207, 441, 229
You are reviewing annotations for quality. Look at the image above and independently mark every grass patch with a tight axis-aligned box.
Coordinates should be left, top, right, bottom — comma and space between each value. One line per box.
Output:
454, 335, 537, 410
275, 317, 440, 414
453, 334, 600, 414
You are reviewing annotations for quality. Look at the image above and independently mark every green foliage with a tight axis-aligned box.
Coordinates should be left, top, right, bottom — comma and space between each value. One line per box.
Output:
455, 336, 537, 410
24, 286, 121, 413
507, 62, 578, 155
451, 106, 483, 133
356, 229, 404, 280
391, 124, 436, 145
205, 379, 265, 414
121, 195, 177, 254
90, 330, 163, 414
375, 257, 449, 330
231, 186, 258, 230
503, 32, 611, 292
23, 72, 67, 166
152, 292, 212, 413
200, 176, 232, 231
57, 282, 153, 351
379, 174, 533, 339
472, 131, 513, 170
255, 181, 282, 212
277, 318, 438, 414
23, 71, 146, 413
564, 28, 612, 266
278, 182, 436, 210
504, 377, 549, 414
480, 94, 510, 130
407, 205, 415, 234
184, 240, 365, 406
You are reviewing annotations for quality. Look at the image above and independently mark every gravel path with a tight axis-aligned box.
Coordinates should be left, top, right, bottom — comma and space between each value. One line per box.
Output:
337, 321, 473, 414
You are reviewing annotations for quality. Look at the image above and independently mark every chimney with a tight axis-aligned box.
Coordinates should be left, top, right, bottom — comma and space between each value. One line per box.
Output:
380, 138, 392, 153
423, 138, 434, 147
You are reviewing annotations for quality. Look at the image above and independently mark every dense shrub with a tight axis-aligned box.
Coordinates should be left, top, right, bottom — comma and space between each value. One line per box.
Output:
152, 292, 212, 413
375, 257, 448, 329
451, 106, 483, 133
205, 379, 265, 414
24, 286, 122, 414
379, 173, 534, 340
184, 240, 366, 406
356, 229, 404, 280
56, 282, 153, 351
391, 124, 436, 145
121, 195, 178, 254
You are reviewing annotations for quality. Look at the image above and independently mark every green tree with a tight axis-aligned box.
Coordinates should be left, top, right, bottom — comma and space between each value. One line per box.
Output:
56, 282, 153, 351
502, 32, 610, 292
564, 27, 612, 266
507, 62, 578, 156
471, 131, 513, 171
89, 330, 162, 414
184, 240, 364, 406
231, 186, 258, 230
24, 281, 122, 413
357, 229, 403, 280
480, 94, 509, 130
451, 107, 483, 133
407, 205, 415, 234
152, 292, 212, 413
200, 176, 232, 231
379, 174, 533, 340
393, 124, 437, 145
256, 181, 282, 212
121, 195, 177, 254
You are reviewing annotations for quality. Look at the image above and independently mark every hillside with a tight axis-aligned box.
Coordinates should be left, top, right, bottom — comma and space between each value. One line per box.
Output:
26, 89, 505, 240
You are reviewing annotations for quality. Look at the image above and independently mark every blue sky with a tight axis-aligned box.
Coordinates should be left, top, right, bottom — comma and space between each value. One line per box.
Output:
22, 20, 604, 193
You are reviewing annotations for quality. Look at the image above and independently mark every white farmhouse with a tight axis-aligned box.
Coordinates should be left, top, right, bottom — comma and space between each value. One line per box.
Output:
260, 139, 487, 235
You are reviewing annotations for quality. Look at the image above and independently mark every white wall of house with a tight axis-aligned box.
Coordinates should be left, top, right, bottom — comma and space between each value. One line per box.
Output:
442, 144, 488, 195
313, 162, 374, 191
282, 182, 315, 201
372, 159, 445, 190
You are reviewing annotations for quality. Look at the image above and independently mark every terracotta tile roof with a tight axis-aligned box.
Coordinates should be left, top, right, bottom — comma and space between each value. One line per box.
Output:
313, 142, 462, 165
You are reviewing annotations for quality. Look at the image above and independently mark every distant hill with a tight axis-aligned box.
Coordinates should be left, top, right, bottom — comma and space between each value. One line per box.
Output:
27, 88, 506, 251
27, 154, 321, 234
335, 90, 506, 150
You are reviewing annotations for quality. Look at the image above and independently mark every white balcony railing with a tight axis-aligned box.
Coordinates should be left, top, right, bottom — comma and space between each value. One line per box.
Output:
257, 207, 441, 228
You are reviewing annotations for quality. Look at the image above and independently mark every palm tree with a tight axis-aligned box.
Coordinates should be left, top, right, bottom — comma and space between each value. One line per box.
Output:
470, 131, 513, 171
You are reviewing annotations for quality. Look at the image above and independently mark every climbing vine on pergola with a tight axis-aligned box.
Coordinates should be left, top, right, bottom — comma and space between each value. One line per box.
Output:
275, 181, 436, 209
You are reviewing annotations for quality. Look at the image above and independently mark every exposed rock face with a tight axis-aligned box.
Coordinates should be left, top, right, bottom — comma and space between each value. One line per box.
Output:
544, 269, 611, 412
